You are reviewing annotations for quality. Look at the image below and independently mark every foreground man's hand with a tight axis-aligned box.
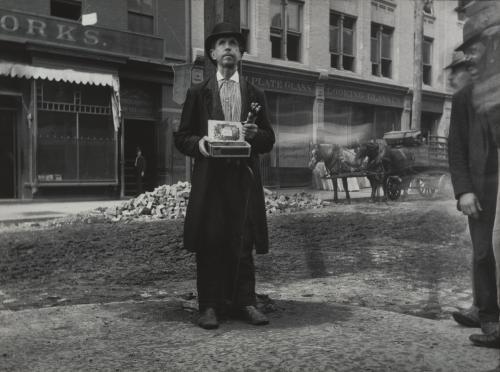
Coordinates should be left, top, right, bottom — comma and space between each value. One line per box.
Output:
243, 123, 258, 140
198, 136, 210, 157
459, 192, 482, 219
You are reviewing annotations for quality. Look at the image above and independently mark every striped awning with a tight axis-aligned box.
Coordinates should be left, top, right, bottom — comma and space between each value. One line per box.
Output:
0, 60, 119, 92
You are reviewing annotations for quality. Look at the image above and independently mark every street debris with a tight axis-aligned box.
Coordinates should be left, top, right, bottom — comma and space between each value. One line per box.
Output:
78, 182, 331, 223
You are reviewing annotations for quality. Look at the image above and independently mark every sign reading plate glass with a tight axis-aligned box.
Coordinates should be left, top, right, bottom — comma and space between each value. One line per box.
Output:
206, 120, 251, 158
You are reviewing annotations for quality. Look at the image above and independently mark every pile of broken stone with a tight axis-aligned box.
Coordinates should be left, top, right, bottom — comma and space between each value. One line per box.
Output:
100, 182, 329, 222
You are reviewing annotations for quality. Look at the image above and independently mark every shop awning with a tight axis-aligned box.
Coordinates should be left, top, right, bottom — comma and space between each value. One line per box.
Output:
0, 61, 122, 131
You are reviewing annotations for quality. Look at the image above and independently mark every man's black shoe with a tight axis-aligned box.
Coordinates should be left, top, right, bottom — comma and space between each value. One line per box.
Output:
452, 307, 480, 327
241, 305, 269, 326
470, 331, 500, 349
197, 308, 219, 330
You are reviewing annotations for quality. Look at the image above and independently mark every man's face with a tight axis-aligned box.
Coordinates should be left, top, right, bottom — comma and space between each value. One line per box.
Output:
210, 36, 242, 69
464, 40, 487, 81
448, 65, 471, 91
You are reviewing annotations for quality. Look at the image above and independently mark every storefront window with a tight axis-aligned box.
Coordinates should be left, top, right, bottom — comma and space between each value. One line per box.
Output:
324, 100, 350, 146
324, 101, 399, 145
264, 92, 313, 187
276, 94, 313, 168
79, 114, 116, 180
36, 82, 117, 183
37, 111, 77, 181
374, 108, 401, 139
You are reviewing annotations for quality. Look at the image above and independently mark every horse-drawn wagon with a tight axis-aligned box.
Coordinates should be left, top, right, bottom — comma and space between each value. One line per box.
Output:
309, 130, 450, 202
379, 130, 449, 200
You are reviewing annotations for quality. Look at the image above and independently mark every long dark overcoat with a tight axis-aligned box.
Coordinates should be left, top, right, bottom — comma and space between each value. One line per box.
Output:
448, 83, 498, 208
174, 76, 275, 254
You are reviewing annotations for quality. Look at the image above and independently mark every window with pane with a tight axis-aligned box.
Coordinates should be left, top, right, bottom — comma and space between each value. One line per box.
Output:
330, 12, 356, 71
423, 37, 433, 85
423, 0, 433, 16
270, 0, 303, 62
371, 23, 393, 78
128, 0, 154, 34
36, 82, 117, 183
241, 0, 251, 52
50, 0, 81, 21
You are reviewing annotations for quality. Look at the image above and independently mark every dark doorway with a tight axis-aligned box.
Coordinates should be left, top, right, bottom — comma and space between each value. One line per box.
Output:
124, 119, 156, 196
421, 112, 441, 140
0, 110, 16, 198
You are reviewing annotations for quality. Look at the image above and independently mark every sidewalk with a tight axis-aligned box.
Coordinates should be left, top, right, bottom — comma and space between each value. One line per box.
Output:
1, 297, 499, 371
0, 188, 373, 224
0, 199, 125, 224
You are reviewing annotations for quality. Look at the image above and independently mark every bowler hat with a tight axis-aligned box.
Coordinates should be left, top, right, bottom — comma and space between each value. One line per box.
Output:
444, 51, 466, 70
204, 22, 246, 64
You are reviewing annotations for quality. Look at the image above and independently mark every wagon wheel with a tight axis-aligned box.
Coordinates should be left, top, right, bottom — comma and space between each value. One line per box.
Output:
386, 176, 402, 201
417, 178, 436, 198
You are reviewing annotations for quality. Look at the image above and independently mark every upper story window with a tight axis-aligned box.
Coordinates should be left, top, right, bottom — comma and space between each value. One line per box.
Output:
128, 0, 154, 34
423, 37, 433, 85
50, 0, 81, 21
371, 23, 393, 78
423, 0, 434, 16
270, 0, 303, 62
330, 12, 356, 72
241, 0, 251, 53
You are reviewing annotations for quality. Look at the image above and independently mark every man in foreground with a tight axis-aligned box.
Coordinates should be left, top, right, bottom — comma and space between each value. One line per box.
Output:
174, 22, 275, 330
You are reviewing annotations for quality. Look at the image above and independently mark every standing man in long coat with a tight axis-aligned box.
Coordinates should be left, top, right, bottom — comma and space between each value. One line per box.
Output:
174, 22, 275, 330
448, 23, 499, 338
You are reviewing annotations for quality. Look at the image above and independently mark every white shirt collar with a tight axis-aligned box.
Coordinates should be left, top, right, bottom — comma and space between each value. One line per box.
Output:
216, 70, 239, 84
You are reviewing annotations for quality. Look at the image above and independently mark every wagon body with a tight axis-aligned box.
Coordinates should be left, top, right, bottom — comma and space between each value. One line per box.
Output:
382, 130, 449, 200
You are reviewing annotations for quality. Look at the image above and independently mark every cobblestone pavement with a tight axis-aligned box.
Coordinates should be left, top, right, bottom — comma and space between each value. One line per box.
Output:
1, 299, 499, 371
1, 197, 499, 370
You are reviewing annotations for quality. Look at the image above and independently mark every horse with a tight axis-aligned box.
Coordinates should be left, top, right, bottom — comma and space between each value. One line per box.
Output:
356, 141, 415, 201
309, 144, 361, 203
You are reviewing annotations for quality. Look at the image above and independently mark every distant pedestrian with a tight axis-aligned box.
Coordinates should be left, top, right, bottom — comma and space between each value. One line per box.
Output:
174, 22, 275, 330
135, 147, 146, 196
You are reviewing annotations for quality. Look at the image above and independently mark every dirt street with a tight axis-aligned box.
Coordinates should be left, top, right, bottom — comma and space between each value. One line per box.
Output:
1, 196, 495, 371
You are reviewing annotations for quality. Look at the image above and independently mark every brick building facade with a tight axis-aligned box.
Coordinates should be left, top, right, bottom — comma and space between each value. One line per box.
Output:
0, 0, 189, 199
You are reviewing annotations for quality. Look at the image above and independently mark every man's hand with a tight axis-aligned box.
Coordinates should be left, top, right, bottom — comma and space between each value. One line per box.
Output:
198, 136, 210, 157
141, 171, 144, 177
245, 102, 261, 123
458, 192, 482, 219
242, 123, 258, 140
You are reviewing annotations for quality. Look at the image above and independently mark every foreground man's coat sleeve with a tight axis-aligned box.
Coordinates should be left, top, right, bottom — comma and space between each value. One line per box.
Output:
174, 88, 203, 159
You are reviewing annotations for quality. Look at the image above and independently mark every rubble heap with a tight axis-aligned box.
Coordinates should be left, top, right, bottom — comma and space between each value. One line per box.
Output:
104, 182, 191, 222
100, 182, 329, 222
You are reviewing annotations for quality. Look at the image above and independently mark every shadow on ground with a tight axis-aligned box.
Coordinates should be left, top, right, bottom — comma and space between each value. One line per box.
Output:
112, 298, 353, 330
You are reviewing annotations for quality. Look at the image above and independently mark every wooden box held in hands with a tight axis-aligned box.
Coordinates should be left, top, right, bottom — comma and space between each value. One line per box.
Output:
206, 120, 251, 158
